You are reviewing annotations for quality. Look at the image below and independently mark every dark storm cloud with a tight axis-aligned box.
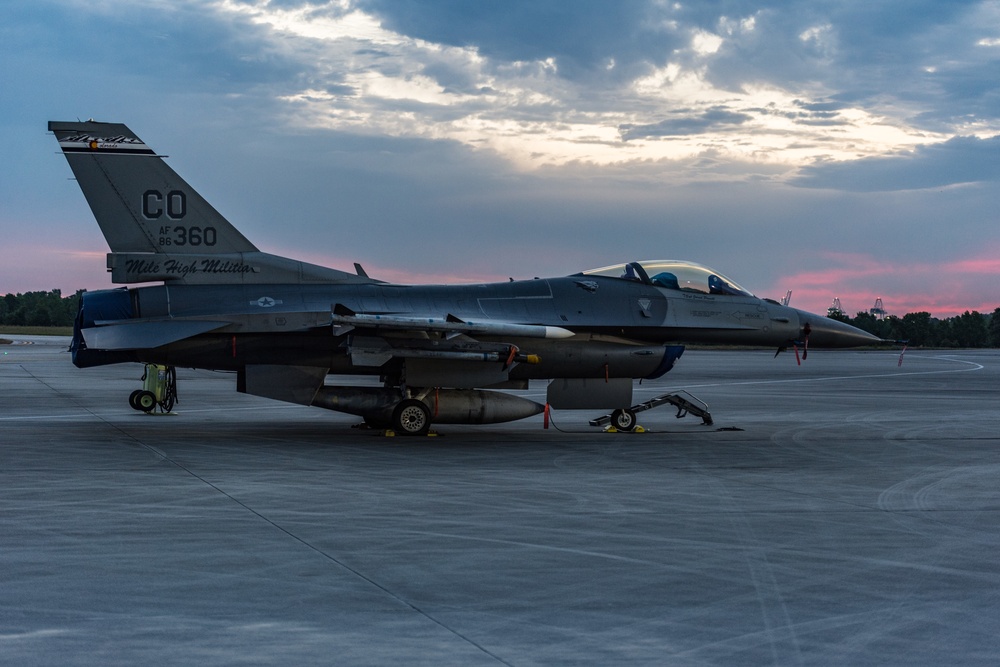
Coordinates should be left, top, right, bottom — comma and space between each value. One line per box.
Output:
792, 135, 1000, 191
351, 0, 999, 139
14, 1, 303, 95
700, 2, 999, 130
795, 100, 851, 113
354, 0, 683, 83
620, 107, 753, 139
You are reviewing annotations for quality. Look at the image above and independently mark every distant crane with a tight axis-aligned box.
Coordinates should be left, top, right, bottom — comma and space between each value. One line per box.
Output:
869, 297, 887, 320
828, 297, 844, 318
781, 290, 792, 306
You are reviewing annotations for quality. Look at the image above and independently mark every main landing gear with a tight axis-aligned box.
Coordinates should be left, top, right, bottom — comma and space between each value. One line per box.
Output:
353, 397, 434, 436
391, 399, 432, 436
129, 364, 177, 414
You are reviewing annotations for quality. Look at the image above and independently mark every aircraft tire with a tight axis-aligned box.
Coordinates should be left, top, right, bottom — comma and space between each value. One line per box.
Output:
392, 399, 431, 436
128, 390, 143, 411
611, 408, 637, 432
136, 390, 157, 413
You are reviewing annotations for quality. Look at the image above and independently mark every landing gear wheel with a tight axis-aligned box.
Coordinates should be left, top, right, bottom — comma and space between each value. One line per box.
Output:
611, 408, 637, 432
392, 399, 431, 436
136, 390, 157, 413
128, 390, 143, 411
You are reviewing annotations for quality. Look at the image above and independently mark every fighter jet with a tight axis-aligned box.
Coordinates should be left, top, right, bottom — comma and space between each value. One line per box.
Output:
49, 120, 879, 434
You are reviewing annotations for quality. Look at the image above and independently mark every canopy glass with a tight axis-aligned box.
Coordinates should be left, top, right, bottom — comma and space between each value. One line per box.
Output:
580, 260, 754, 297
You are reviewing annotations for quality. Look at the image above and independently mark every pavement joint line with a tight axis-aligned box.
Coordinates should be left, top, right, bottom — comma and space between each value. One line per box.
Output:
12, 364, 512, 666
141, 447, 513, 666
117, 445, 508, 656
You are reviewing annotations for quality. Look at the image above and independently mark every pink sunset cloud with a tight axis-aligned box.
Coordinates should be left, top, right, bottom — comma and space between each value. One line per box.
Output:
770, 250, 1000, 318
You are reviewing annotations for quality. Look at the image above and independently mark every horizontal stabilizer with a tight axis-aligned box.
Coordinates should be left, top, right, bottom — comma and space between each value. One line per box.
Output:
82, 319, 230, 350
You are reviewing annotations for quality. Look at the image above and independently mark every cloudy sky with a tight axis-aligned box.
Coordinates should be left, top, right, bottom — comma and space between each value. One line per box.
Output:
3, 0, 999, 317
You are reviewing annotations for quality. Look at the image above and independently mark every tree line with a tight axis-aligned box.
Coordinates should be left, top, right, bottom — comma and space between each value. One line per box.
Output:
2, 289, 999, 347
830, 308, 1000, 348
1, 290, 82, 327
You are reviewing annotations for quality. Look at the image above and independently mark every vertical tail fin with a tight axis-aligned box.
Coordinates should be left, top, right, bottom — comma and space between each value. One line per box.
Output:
48, 120, 257, 254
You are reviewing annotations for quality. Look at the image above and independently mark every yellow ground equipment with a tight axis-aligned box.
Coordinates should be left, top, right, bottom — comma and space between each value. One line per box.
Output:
128, 364, 177, 413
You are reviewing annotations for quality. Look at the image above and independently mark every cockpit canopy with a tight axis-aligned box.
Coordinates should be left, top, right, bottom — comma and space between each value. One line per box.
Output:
579, 260, 754, 297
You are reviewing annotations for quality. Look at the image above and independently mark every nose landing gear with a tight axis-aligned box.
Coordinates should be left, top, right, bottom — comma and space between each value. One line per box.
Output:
610, 408, 637, 432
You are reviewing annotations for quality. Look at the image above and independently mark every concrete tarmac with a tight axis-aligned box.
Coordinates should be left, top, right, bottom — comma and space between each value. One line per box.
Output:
2, 336, 999, 665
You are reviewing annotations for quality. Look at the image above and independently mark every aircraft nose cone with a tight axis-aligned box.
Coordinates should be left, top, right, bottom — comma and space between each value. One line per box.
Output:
793, 309, 882, 348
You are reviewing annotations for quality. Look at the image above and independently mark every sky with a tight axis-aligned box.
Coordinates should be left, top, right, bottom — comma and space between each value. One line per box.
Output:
2, 0, 999, 318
